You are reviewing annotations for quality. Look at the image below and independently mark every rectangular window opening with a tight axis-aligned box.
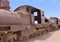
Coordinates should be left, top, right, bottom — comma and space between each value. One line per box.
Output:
34, 12, 38, 16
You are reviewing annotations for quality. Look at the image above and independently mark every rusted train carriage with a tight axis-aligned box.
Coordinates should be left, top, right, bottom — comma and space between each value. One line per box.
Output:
0, 0, 60, 42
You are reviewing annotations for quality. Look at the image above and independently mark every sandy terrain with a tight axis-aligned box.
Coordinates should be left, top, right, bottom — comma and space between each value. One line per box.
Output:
26, 30, 60, 42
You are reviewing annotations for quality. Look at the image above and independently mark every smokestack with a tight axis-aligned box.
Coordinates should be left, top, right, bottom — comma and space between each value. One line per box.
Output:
0, 0, 10, 11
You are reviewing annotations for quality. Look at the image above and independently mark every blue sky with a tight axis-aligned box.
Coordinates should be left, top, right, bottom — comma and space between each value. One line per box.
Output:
9, 0, 60, 18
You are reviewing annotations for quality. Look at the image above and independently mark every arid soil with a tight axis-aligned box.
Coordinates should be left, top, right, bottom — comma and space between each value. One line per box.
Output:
26, 30, 60, 42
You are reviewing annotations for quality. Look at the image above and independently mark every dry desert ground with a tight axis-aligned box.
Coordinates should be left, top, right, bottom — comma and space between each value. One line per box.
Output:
26, 30, 60, 42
